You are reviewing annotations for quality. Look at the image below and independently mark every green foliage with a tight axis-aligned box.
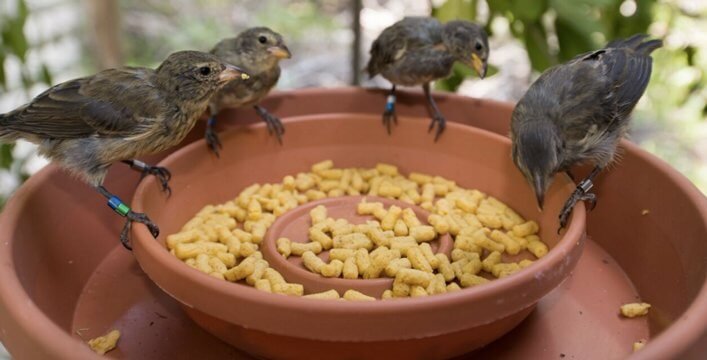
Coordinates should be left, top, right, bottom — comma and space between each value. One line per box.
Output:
432, 0, 657, 90
0, 0, 52, 209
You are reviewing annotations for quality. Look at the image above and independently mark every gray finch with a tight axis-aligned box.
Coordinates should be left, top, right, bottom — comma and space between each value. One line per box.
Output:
366, 17, 489, 140
510, 34, 662, 229
0, 50, 248, 248
206, 27, 291, 154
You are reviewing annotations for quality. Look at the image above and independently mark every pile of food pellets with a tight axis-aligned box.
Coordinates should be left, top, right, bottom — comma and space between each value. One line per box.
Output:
166, 160, 549, 301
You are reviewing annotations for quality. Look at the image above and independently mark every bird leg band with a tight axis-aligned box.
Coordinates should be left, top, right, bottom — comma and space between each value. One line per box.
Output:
126, 159, 149, 172
107, 196, 131, 217
207, 116, 216, 127
385, 95, 396, 112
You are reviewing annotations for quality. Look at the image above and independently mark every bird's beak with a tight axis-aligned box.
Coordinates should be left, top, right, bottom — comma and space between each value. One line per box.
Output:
268, 45, 292, 59
533, 175, 546, 210
219, 64, 249, 83
469, 53, 487, 79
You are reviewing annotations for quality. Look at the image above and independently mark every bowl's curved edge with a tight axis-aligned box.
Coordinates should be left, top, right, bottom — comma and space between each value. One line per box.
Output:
619, 140, 707, 360
0, 165, 101, 360
130, 112, 588, 342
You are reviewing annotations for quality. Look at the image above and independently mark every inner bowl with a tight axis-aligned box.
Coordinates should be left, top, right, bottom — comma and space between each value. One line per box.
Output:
261, 195, 455, 297
131, 113, 586, 359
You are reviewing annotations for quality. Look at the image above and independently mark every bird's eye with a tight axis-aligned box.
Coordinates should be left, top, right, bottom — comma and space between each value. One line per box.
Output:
475, 42, 483, 51
199, 66, 211, 76
258, 36, 267, 44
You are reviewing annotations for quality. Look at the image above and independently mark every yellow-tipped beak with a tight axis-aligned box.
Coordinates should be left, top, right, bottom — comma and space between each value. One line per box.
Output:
268, 45, 292, 59
470, 53, 487, 79
219, 64, 249, 82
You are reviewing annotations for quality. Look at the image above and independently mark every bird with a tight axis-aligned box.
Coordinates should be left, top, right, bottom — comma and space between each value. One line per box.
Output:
510, 34, 662, 229
366, 17, 489, 140
0, 50, 249, 249
206, 27, 291, 155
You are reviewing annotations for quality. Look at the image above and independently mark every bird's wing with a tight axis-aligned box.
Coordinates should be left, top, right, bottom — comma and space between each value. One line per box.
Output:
556, 36, 660, 139
5, 68, 163, 139
367, 17, 443, 76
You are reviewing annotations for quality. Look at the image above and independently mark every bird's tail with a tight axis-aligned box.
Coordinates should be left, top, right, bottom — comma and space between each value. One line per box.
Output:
607, 34, 663, 55
0, 112, 19, 142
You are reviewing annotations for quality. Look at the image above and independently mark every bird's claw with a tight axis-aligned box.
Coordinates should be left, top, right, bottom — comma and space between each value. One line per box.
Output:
144, 165, 172, 196
263, 113, 285, 144
205, 125, 223, 157
119, 210, 160, 250
558, 179, 597, 232
428, 114, 446, 142
382, 109, 397, 135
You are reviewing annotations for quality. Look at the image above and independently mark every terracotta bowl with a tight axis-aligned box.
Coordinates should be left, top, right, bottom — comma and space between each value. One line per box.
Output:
130, 113, 586, 360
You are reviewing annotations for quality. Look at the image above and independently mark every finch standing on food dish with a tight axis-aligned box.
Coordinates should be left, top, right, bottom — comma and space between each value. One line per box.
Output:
510, 34, 662, 229
0, 51, 249, 248
206, 27, 291, 155
366, 17, 489, 140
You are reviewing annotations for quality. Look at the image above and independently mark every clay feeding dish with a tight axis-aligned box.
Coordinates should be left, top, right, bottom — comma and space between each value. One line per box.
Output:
130, 112, 586, 359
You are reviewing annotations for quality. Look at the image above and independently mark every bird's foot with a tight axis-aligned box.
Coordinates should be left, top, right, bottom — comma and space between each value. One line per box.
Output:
428, 114, 446, 141
125, 159, 172, 195
119, 210, 160, 250
255, 106, 285, 144
205, 119, 222, 157
558, 178, 597, 232
382, 94, 397, 135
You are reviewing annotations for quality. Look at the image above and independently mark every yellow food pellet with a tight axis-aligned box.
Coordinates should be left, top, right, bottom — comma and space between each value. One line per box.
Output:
410, 285, 429, 297
446, 282, 462, 292
343, 289, 376, 301
390, 236, 418, 255
633, 339, 647, 352
224, 256, 257, 282
427, 214, 450, 235
354, 248, 372, 275
527, 238, 549, 258
409, 225, 436, 242
519, 259, 534, 268
381, 205, 403, 231
396, 268, 434, 287
492, 263, 521, 278
426, 274, 447, 295
334, 233, 373, 250
303, 289, 341, 300
385, 258, 412, 277
368, 227, 391, 247
208, 256, 228, 274
263, 268, 286, 286
357, 200, 384, 215
311, 160, 334, 173
87, 329, 121, 355
310, 205, 327, 224
276, 237, 291, 258
319, 168, 343, 180
451, 258, 470, 280
418, 243, 440, 269
392, 278, 411, 297
482, 251, 502, 273
309, 228, 334, 250
343, 256, 359, 279
329, 248, 356, 261
435, 254, 455, 281
490, 230, 521, 255
460, 273, 490, 288
462, 254, 483, 275
247, 198, 262, 221
407, 247, 433, 273
195, 253, 212, 274
255, 278, 272, 293
454, 234, 483, 253
302, 251, 326, 273
291, 241, 323, 256
409, 172, 432, 184
320, 259, 344, 278
471, 229, 505, 253
273, 283, 304, 296
393, 219, 408, 236
214, 252, 236, 268
376, 163, 398, 176
382, 289, 394, 299
620, 302, 651, 318
365, 248, 399, 279
512, 220, 539, 237
379, 182, 403, 198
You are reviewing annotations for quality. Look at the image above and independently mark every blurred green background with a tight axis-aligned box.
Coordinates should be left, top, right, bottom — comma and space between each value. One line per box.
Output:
0, 0, 705, 212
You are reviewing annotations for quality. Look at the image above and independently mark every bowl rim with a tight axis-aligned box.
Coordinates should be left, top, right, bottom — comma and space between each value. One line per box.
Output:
131, 112, 587, 341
